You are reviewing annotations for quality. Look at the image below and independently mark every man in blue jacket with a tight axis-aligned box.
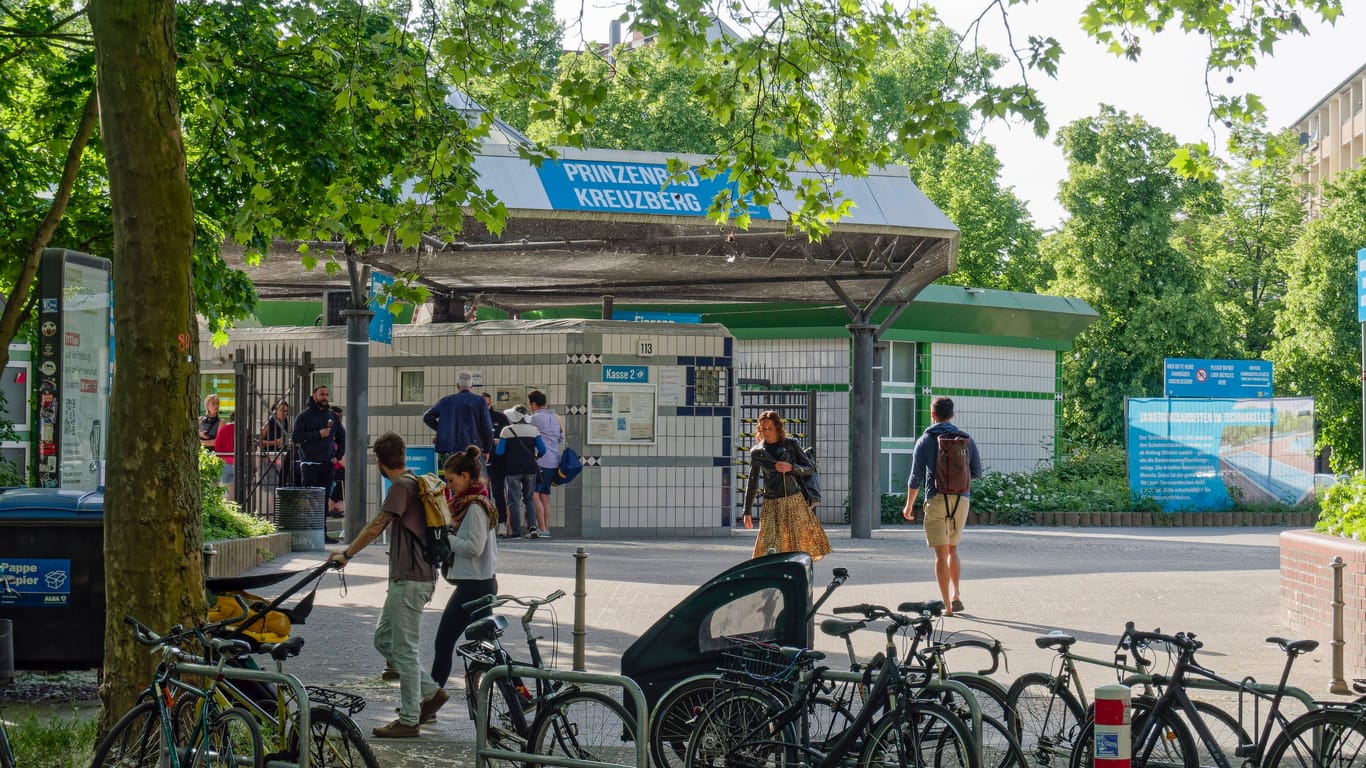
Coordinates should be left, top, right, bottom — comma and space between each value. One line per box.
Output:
902, 397, 981, 616
293, 385, 345, 496
423, 370, 493, 464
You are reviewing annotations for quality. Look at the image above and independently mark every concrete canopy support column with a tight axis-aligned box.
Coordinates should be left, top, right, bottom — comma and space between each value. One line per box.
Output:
848, 323, 878, 539
342, 308, 373, 542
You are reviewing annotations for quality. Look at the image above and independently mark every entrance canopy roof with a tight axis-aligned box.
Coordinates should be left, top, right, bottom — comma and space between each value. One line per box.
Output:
226, 144, 960, 314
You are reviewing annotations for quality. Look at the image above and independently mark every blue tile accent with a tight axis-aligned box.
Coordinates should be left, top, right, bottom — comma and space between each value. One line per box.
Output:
677, 406, 696, 417
685, 367, 696, 385
678, 356, 696, 366
722, 416, 731, 438
713, 456, 730, 466
724, 338, 732, 356
718, 357, 732, 367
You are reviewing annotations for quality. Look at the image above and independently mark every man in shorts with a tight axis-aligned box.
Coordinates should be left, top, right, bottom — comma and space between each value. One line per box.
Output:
901, 397, 981, 616
526, 390, 561, 539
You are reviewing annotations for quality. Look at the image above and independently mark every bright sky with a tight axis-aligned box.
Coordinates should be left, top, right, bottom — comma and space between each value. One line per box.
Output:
552, 1, 1366, 229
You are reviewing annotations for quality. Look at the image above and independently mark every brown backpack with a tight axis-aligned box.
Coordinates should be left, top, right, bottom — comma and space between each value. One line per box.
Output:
935, 434, 973, 496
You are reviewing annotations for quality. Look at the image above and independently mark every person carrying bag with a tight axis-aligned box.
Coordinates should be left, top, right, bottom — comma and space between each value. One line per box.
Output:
741, 410, 831, 561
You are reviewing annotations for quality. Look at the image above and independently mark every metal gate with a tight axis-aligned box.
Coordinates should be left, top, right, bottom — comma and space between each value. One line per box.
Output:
231, 346, 314, 521
735, 389, 817, 518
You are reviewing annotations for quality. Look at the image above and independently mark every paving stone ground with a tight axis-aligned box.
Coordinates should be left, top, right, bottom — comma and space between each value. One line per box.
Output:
280, 524, 1331, 767
9, 524, 1337, 767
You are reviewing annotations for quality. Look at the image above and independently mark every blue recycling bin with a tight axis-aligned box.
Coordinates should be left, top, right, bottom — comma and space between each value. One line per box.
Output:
0, 488, 105, 669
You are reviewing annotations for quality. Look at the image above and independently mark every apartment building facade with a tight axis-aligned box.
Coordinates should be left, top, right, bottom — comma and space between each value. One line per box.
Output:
1293, 62, 1366, 217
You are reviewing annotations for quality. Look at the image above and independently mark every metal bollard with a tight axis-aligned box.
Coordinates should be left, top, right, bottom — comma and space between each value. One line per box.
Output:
1093, 684, 1131, 768
573, 547, 587, 672
202, 543, 218, 578
1331, 557, 1349, 694
0, 618, 13, 685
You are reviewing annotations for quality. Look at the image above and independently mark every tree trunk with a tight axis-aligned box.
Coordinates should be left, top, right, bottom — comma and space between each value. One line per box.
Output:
89, 0, 204, 732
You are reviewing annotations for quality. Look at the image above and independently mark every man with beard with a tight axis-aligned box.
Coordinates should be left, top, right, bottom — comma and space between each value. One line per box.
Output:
294, 385, 345, 496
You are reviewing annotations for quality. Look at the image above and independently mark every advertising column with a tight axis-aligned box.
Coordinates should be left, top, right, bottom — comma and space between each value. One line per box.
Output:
36, 249, 111, 489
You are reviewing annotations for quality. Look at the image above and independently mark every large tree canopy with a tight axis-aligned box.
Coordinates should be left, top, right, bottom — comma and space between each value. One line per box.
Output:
1269, 167, 1366, 472
1047, 105, 1228, 444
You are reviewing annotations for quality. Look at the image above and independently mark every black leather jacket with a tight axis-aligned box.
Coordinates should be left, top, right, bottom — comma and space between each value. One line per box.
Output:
743, 438, 815, 514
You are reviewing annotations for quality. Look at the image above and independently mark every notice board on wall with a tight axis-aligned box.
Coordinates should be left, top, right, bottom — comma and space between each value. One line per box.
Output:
587, 382, 656, 445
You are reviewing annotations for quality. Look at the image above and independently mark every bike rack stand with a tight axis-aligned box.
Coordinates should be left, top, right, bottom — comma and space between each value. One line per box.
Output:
174, 660, 313, 768
476, 665, 648, 768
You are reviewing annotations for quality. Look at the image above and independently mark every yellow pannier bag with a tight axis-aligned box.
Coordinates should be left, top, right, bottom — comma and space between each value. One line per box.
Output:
207, 591, 291, 643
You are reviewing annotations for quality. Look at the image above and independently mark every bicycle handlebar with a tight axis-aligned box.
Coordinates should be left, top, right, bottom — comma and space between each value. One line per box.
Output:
463, 589, 567, 614
926, 637, 1005, 676
1122, 622, 1202, 653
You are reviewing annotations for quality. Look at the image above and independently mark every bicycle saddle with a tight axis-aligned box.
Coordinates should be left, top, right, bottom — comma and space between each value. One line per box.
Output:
778, 646, 826, 663
1266, 636, 1319, 655
898, 600, 945, 617
1035, 632, 1077, 650
819, 618, 866, 639
465, 614, 509, 643
261, 635, 305, 661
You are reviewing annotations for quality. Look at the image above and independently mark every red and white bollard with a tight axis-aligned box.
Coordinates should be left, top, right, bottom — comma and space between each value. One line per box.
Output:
1093, 684, 1131, 768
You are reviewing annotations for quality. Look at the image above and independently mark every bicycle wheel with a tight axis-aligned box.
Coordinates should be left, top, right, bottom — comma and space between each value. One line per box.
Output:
1007, 672, 1084, 768
974, 712, 1030, 768
295, 706, 380, 768
187, 706, 264, 768
468, 668, 534, 768
1265, 708, 1366, 768
859, 699, 980, 768
91, 700, 165, 768
942, 675, 1015, 747
1181, 699, 1250, 768
649, 676, 721, 768
530, 689, 637, 766
683, 688, 796, 768
1069, 702, 1198, 768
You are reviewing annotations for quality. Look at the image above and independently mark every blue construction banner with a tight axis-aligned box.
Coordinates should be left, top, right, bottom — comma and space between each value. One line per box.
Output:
536, 159, 771, 220
0, 557, 72, 607
1127, 397, 1315, 511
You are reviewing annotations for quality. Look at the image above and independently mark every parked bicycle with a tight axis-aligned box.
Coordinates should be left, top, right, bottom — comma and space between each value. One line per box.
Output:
1008, 625, 1250, 768
458, 589, 636, 766
683, 602, 982, 768
647, 567, 850, 768
91, 601, 264, 768
1067, 627, 1366, 768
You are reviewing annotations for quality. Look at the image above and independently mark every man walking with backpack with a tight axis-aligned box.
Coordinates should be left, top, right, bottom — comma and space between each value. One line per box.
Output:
329, 432, 444, 737
902, 397, 981, 616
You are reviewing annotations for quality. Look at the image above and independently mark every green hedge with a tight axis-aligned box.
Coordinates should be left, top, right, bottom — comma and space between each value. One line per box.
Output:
200, 451, 275, 541
1317, 472, 1365, 539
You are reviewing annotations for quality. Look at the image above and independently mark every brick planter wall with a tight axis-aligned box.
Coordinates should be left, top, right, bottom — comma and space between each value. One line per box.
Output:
1280, 529, 1366, 679
205, 532, 292, 579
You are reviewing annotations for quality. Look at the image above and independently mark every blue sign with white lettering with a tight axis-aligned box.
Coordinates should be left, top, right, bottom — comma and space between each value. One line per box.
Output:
1357, 247, 1366, 322
536, 159, 771, 220
0, 558, 72, 607
603, 365, 649, 383
1164, 358, 1273, 398
610, 310, 703, 324
380, 446, 437, 496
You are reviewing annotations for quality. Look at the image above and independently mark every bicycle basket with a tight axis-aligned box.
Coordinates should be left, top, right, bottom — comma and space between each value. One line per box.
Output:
306, 686, 366, 716
721, 637, 804, 683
